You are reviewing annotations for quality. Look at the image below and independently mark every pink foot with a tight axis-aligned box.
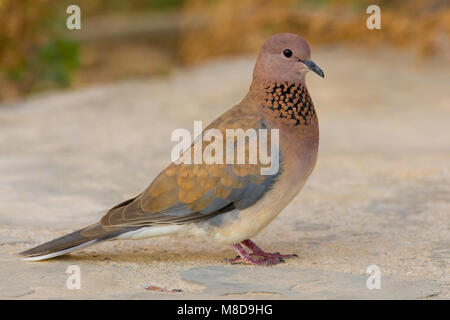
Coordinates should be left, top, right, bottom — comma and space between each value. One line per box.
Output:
227, 244, 284, 265
226, 240, 297, 266
242, 239, 298, 260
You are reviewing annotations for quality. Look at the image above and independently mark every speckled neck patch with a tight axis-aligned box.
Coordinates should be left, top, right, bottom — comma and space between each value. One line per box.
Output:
262, 82, 315, 126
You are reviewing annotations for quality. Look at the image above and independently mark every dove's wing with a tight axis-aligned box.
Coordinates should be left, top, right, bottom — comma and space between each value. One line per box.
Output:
96, 105, 280, 230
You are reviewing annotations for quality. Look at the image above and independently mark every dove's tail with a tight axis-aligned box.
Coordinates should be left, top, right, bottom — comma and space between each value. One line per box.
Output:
19, 223, 137, 262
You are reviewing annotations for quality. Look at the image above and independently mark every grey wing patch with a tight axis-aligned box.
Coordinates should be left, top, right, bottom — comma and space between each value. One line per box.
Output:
199, 164, 280, 213
234, 172, 279, 209
199, 191, 231, 214
156, 202, 195, 217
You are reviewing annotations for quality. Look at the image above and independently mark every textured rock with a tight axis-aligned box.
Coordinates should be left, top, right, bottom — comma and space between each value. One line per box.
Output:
182, 266, 440, 299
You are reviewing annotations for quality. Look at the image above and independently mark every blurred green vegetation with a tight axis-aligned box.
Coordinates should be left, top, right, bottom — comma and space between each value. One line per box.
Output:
0, 0, 68, 99
33, 39, 79, 88
0, 0, 184, 101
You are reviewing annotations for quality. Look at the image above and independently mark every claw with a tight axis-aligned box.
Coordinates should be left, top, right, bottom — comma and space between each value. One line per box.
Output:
227, 240, 298, 266
241, 239, 298, 260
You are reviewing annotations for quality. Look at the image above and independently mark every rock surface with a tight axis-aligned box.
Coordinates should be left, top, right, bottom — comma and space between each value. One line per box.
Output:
0, 47, 449, 299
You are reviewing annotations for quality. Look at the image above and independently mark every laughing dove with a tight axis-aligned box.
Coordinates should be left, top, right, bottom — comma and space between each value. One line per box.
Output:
20, 33, 324, 265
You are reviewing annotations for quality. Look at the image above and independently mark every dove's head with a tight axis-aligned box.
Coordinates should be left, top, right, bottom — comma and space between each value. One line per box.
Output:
252, 33, 324, 86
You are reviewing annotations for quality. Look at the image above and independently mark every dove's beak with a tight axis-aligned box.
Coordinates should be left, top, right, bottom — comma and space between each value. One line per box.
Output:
303, 60, 324, 78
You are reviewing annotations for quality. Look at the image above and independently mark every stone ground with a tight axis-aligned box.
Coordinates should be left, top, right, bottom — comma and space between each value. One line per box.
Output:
0, 47, 449, 299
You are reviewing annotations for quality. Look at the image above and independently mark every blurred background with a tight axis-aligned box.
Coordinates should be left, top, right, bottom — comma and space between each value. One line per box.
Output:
0, 0, 449, 299
1, 0, 449, 101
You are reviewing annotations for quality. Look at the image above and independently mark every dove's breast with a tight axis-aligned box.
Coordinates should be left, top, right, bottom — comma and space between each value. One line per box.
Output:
187, 114, 319, 244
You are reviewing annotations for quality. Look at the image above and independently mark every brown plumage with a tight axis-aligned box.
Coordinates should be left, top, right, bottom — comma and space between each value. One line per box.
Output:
20, 33, 324, 265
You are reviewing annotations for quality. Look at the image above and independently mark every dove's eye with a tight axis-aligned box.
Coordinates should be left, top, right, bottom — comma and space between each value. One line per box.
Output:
283, 49, 293, 58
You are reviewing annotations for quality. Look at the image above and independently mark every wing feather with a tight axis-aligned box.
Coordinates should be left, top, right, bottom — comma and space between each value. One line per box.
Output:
100, 105, 280, 228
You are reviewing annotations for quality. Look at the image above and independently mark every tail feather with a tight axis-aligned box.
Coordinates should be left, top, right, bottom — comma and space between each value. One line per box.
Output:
21, 239, 100, 262
19, 223, 138, 261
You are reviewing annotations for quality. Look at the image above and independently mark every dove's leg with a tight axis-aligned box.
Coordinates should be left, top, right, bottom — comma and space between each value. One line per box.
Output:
242, 239, 298, 259
227, 243, 285, 265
